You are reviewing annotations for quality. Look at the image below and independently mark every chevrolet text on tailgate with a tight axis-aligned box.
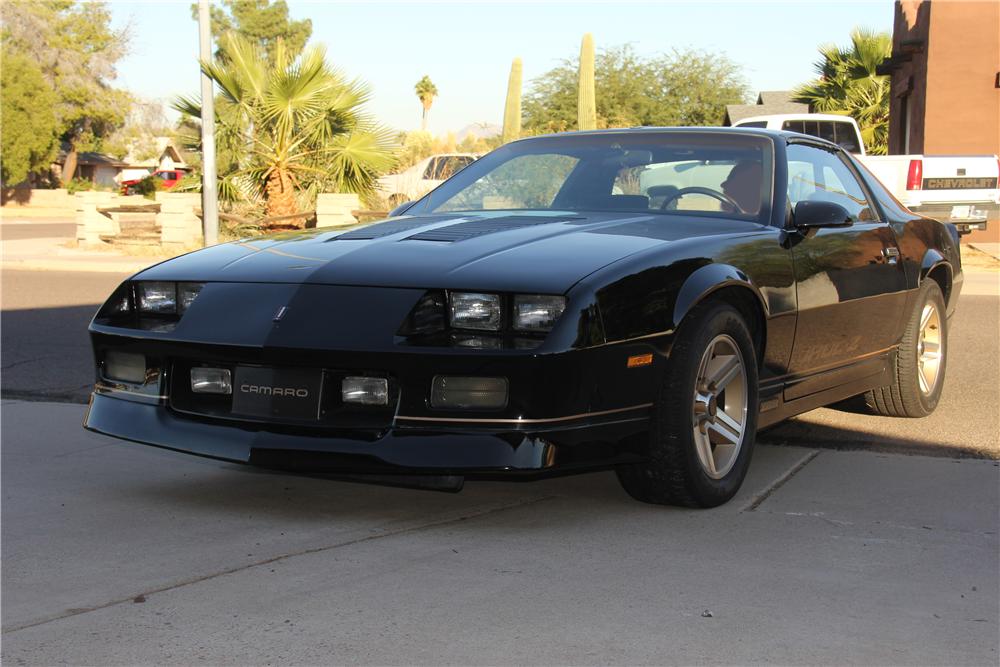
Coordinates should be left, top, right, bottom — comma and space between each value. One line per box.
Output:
734, 113, 1000, 234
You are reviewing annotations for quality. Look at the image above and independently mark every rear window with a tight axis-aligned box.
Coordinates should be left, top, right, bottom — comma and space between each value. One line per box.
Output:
781, 119, 861, 153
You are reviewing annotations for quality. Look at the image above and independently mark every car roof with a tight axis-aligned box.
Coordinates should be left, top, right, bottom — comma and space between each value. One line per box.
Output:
510, 126, 841, 151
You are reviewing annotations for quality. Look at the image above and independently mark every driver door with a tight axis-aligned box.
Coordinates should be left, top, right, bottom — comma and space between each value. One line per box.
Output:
785, 142, 907, 399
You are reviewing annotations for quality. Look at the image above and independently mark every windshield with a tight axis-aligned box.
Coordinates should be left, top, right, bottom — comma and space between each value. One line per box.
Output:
407, 132, 773, 223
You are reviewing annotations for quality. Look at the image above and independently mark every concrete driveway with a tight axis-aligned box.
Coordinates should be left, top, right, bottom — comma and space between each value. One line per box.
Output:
2, 400, 997, 665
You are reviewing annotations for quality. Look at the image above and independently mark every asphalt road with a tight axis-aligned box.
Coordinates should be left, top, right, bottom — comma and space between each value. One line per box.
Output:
0, 219, 76, 240
2, 270, 127, 402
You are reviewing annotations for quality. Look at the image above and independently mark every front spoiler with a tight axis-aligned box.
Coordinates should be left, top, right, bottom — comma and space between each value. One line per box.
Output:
84, 393, 645, 475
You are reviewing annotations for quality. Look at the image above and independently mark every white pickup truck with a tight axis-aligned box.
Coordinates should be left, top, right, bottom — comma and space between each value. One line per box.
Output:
733, 113, 1000, 234
377, 153, 478, 206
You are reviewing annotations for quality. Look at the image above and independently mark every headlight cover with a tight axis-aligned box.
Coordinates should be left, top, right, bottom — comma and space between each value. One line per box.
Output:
136, 281, 204, 316
449, 292, 501, 331
95, 281, 205, 331
514, 295, 566, 332
137, 282, 177, 314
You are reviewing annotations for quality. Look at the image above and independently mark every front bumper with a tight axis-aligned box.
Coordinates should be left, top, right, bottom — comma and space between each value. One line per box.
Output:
85, 328, 662, 474
84, 392, 650, 474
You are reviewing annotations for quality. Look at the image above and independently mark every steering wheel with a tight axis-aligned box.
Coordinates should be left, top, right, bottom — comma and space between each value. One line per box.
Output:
658, 186, 742, 211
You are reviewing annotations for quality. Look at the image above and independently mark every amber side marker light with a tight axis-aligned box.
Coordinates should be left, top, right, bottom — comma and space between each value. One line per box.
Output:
627, 353, 653, 368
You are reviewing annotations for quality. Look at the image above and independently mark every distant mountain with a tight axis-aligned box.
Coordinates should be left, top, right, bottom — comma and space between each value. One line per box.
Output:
454, 123, 501, 142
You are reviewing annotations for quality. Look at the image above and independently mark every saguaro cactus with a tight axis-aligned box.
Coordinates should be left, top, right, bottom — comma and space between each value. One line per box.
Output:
502, 57, 523, 143
577, 33, 597, 131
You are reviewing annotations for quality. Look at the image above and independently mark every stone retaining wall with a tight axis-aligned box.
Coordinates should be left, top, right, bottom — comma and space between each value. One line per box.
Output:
316, 193, 360, 227
156, 192, 203, 251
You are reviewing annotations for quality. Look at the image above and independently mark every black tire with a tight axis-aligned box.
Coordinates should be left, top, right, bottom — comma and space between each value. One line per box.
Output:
865, 280, 947, 418
616, 302, 759, 507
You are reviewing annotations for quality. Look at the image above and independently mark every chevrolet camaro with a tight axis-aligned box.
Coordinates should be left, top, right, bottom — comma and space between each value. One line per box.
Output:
85, 128, 962, 506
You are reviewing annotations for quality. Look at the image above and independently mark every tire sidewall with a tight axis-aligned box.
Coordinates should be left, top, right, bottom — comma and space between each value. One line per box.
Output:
658, 303, 759, 506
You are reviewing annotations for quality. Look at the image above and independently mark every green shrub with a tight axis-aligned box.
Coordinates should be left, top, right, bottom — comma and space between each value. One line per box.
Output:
131, 175, 163, 200
66, 178, 94, 194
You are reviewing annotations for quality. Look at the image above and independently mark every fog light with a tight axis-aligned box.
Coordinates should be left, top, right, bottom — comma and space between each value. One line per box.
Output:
342, 376, 388, 405
104, 351, 147, 384
190, 367, 232, 394
431, 376, 508, 410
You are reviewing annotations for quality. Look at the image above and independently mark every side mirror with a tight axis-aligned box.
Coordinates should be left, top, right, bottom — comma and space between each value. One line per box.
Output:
793, 200, 853, 229
388, 201, 414, 217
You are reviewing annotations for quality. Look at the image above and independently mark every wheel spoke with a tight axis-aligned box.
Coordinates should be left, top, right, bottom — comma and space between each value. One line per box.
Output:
920, 305, 933, 331
693, 428, 716, 475
716, 409, 743, 435
710, 355, 741, 391
707, 420, 741, 446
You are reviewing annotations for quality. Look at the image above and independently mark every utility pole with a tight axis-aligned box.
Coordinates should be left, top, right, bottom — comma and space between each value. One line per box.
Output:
198, 0, 218, 246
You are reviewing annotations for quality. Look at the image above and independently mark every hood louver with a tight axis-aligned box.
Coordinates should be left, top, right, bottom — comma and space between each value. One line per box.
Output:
404, 215, 581, 242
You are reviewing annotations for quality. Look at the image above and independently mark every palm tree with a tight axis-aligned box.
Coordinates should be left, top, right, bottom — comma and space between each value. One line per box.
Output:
414, 75, 438, 131
794, 28, 892, 155
174, 34, 396, 225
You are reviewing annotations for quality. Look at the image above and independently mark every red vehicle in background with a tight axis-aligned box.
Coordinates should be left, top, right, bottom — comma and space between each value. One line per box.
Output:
120, 169, 186, 195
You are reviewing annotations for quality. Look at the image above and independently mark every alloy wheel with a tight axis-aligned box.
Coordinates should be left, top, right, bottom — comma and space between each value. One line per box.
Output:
916, 301, 943, 395
692, 334, 748, 479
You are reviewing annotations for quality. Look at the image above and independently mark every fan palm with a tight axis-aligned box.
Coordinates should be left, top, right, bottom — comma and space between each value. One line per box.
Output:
414, 75, 438, 131
174, 33, 396, 225
794, 28, 892, 155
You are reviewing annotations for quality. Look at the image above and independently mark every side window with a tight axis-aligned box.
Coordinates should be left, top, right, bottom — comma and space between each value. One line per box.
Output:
782, 120, 805, 134
786, 144, 875, 222
422, 158, 440, 180
737, 121, 767, 128
436, 157, 468, 180
851, 156, 911, 219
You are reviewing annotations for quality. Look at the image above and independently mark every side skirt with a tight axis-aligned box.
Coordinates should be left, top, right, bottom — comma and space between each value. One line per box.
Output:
757, 351, 894, 429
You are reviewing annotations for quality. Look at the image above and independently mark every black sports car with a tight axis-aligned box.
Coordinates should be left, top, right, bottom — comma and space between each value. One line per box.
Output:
85, 128, 962, 507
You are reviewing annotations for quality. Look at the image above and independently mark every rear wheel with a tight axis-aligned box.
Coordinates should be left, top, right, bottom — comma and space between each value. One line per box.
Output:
616, 302, 759, 507
865, 279, 947, 417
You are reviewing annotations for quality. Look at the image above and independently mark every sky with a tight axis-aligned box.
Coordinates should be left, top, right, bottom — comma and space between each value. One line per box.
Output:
107, 0, 895, 135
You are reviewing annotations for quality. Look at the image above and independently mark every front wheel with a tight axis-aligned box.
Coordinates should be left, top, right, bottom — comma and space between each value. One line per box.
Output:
616, 302, 759, 507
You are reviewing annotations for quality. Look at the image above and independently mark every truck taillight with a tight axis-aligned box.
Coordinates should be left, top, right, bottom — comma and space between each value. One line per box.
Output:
906, 159, 923, 190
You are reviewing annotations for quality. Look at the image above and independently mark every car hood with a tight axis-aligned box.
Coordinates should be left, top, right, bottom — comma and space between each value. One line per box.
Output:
136, 210, 754, 294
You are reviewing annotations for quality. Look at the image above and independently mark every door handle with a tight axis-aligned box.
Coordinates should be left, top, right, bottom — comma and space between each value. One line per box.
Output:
882, 247, 900, 264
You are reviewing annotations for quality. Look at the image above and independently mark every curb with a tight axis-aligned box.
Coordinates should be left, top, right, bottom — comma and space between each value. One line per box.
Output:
968, 242, 1000, 261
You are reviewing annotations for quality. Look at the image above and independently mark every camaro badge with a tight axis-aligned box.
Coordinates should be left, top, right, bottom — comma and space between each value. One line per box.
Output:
273, 306, 288, 322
